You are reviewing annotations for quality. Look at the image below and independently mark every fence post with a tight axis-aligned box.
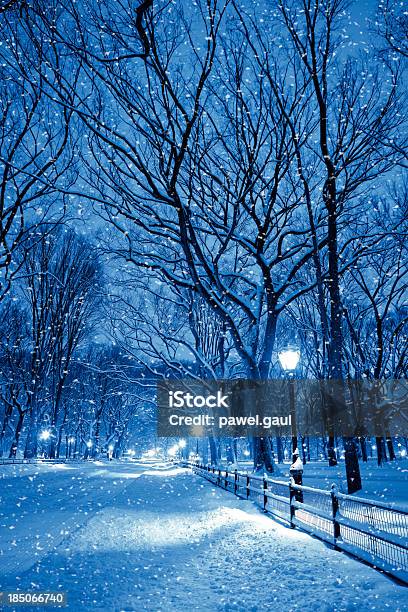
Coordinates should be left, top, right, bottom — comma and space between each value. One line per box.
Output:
234, 469, 238, 495
263, 476, 268, 512
331, 483, 341, 547
289, 477, 296, 528
246, 474, 250, 499
225, 469, 228, 489
217, 469, 221, 487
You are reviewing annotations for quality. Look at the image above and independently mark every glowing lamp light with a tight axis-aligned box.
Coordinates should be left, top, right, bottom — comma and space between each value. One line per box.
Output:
400, 449, 407, 458
168, 445, 178, 457
86, 440, 93, 449
243, 450, 250, 457
68, 437, 75, 444
39, 430, 51, 441
178, 439, 187, 449
278, 348, 300, 371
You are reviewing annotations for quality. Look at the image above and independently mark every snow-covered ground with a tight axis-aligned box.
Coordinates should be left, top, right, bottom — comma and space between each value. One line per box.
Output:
1, 461, 407, 611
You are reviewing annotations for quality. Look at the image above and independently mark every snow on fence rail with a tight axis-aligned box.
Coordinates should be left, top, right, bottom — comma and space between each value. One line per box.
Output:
182, 461, 408, 585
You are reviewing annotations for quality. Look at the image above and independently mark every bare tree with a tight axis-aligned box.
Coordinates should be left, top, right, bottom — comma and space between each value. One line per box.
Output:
106, 266, 236, 465
377, 0, 408, 58
21, 1, 407, 479
274, 0, 407, 491
37, 0, 336, 470
341, 195, 408, 464
0, 302, 29, 456
0, 3, 78, 298
19, 226, 101, 458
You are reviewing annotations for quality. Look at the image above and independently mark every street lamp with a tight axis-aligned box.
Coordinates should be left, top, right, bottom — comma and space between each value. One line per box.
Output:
39, 429, 51, 441
67, 436, 75, 458
278, 349, 300, 371
168, 444, 178, 458
108, 444, 114, 461
278, 347, 300, 462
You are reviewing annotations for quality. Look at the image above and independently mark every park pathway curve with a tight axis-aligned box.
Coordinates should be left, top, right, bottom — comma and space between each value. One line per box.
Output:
1, 462, 406, 611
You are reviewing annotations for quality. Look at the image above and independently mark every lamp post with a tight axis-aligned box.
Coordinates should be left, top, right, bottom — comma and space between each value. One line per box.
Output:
278, 348, 300, 463
108, 444, 114, 461
68, 436, 75, 458
38, 429, 52, 458
178, 439, 186, 460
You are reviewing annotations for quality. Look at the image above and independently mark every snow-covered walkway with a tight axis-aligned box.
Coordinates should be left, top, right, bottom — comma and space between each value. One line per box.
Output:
1, 462, 407, 611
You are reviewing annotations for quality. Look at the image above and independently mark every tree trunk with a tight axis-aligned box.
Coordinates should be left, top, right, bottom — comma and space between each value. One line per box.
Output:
55, 425, 65, 458
386, 434, 396, 460
233, 438, 238, 459
226, 438, 236, 464
253, 437, 274, 473
208, 435, 217, 465
321, 437, 327, 460
24, 402, 38, 459
94, 408, 103, 457
327, 435, 337, 466
343, 437, 362, 493
9, 411, 25, 458
359, 437, 368, 462
0, 402, 13, 457
276, 436, 284, 463
376, 436, 387, 466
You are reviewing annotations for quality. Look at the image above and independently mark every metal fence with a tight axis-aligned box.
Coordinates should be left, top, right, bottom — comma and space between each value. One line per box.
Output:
183, 462, 408, 585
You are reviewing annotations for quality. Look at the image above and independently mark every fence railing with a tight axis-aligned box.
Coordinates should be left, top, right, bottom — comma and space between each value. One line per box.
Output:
182, 461, 408, 585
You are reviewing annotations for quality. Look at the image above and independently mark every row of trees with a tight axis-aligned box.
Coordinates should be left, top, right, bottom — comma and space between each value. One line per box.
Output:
0, 227, 149, 459
0, 1, 407, 491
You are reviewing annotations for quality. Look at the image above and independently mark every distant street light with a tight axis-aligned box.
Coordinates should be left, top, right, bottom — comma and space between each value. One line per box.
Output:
168, 445, 178, 457
278, 349, 300, 371
278, 347, 300, 462
67, 436, 76, 459
178, 439, 187, 460
39, 429, 51, 441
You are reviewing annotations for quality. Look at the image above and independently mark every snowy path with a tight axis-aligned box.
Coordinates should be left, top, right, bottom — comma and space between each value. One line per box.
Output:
0, 461, 148, 576
1, 462, 407, 611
